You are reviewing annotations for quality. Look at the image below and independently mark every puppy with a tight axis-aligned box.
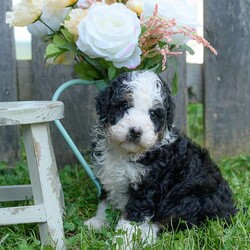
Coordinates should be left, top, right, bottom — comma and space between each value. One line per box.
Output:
84, 71, 237, 248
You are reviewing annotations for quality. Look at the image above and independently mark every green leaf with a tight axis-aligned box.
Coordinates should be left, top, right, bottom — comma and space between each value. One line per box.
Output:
73, 61, 102, 81
172, 72, 178, 95
59, 42, 77, 54
115, 237, 124, 246
98, 58, 111, 68
53, 35, 66, 47
61, 28, 74, 42
108, 64, 116, 80
158, 41, 167, 49
52, 34, 77, 55
140, 54, 163, 73
166, 57, 179, 95
45, 44, 62, 58
77, 52, 108, 81
64, 222, 76, 231
179, 44, 195, 55
140, 25, 147, 35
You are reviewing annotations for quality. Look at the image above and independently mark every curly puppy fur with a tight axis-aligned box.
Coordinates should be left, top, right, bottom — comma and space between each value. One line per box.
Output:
85, 71, 237, 246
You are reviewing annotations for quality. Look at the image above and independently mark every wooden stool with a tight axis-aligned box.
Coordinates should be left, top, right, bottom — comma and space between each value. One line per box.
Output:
0, 101, 66, 249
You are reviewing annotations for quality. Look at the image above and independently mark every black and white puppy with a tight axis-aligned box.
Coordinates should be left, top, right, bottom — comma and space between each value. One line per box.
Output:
84, 71, 237, 247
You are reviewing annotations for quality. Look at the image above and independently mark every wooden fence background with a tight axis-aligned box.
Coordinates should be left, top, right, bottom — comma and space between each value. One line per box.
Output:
1, 0, 250, 167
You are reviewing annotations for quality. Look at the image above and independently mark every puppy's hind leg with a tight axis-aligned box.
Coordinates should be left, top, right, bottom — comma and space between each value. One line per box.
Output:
84, 200, 109, 230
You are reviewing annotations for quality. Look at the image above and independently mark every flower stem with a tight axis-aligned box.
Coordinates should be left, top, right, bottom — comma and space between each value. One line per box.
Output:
38, 18, 57, 34
80, 53, 109, 83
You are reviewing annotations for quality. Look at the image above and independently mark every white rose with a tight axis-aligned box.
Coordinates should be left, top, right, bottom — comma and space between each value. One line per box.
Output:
5, 0, 43, 27
28, 6, 70, 36
142, 0, 198, 45
76, 3, 141, 69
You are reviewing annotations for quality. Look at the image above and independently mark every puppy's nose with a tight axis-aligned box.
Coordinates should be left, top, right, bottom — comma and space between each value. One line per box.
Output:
129, 127, 143, 139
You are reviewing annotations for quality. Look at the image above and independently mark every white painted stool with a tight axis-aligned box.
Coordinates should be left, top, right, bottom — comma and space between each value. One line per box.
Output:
0, 101, 66, 249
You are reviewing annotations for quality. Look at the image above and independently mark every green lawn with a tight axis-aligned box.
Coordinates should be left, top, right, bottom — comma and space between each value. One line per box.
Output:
187, 103, 204, 146
0, 104, 249, 249
0, 155, 249, 249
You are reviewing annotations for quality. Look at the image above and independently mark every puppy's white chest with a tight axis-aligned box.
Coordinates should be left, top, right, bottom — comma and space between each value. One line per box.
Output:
96, 154, 146, 210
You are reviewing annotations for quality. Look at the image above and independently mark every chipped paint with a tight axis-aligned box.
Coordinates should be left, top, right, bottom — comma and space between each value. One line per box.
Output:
33, 136, 42, 163
10, 207, 26, 215
0, 101, 64, 125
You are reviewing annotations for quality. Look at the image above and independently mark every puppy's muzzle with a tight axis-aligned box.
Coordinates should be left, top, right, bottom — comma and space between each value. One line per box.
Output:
127, 127, 143, 143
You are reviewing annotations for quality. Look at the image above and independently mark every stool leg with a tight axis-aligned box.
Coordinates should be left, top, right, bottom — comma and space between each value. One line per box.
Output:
23, 124, 65, 250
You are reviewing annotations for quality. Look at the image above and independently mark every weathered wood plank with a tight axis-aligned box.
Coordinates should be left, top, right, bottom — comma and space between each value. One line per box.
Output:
0, 205, 46, 225
23, 123, 65, 248
204, 0, 250, 158
31, 38, 98, 167
0, 1, 20, 162
0, 185, 32, 202
173, 55, 187, 132
163, 55, 187, 133
187, 63, 203, 103
0, 101, 64, 126
17, 60, 32, 101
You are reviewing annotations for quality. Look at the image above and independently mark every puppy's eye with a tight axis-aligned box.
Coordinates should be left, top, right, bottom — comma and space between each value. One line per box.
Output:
120, 101, 129, 111
149, 108, 165, 120
149, 110, 158, 119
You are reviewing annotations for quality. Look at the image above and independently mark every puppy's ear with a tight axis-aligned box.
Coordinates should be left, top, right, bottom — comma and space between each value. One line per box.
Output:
95, 86, 112, 123
158, 74, 175, 131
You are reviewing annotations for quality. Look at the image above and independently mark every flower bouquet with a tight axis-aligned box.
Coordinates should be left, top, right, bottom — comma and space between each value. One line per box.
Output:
6, 0, 216, 92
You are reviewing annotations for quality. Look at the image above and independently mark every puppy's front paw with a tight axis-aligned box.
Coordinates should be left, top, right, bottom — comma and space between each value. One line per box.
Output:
84, 216, 107, 230
113, 217, 159, 250
113, 232, 134, 250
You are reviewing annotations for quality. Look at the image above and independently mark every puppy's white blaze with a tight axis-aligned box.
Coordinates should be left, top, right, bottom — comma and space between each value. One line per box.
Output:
109, 71, 163, 153
130, 71, 162, 110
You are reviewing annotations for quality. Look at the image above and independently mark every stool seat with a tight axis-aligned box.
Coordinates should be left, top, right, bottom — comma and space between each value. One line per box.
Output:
0, 101, 66, 249
0, 101, 64, 126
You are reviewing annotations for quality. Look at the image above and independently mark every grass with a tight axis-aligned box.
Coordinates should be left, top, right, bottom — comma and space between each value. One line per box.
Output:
0, 156, 250, 249
0, 104, 250, 249
187, 103, 204, 146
